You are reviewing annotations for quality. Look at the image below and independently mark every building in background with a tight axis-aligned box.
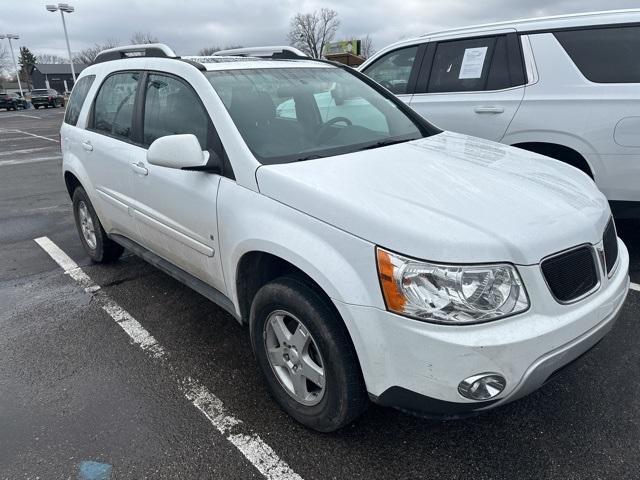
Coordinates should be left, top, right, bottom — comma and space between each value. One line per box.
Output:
29, 63, 87, 93
324, 39, 364, 67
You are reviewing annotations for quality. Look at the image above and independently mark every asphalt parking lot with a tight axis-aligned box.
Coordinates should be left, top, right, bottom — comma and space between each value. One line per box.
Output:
1, 108, 640, 480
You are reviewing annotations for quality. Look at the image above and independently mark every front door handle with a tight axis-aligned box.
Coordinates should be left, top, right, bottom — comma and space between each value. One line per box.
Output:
474, 106, 505, 114
81, 140, 93, 151
130, 161, 148, 176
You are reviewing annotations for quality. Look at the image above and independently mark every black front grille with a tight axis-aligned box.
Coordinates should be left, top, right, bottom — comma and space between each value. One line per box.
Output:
541, 246, 598, 302
603, 219, 618, 275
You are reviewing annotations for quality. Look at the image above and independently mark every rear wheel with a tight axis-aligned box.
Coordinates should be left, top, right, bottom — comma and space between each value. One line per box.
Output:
250, 275, 368, 432
34, 105, 39, 109
72, 187, 124, 263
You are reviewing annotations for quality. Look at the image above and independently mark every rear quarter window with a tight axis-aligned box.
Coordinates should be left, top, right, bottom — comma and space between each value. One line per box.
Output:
554, 26, 640, 83
64, 75, 96, 126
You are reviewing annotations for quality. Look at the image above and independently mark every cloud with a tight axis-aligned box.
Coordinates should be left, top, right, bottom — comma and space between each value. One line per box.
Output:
0, 0, 637, 60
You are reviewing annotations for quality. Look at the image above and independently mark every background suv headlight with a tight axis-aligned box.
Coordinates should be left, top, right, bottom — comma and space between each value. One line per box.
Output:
376, 247, 529, 325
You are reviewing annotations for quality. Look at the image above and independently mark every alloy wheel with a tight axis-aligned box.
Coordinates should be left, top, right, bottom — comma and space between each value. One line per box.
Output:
264, 310, 326, 406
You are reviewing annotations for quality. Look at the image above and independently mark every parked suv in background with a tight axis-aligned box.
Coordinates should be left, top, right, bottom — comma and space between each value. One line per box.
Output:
61, 44, 629, 431
31, 88, 65, 109
0, 92, 28, 110
360, 9, 640, 219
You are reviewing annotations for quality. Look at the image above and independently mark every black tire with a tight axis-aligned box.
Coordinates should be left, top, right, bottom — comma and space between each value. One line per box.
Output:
44, 105, 48, 109
34, 105, 39, 109
250, 275, 368, 432
72, 187, 124, 263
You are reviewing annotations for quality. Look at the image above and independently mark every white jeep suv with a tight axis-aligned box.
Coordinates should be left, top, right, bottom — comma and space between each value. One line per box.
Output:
360, 9, 640, 219
61, 44, 629, 432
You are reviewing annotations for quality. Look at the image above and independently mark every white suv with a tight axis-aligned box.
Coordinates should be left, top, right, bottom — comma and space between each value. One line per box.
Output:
61, 43, 629, 432
360, 9, 640, 219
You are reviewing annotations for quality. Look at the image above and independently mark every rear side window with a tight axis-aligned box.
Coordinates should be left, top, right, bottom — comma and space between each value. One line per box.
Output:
92, 72, 140, 140
362, 45, 419, 95
554, 26, 640, 83
64, 75, 95, 126
142, 74, 208, 147
427, 36, 520, 93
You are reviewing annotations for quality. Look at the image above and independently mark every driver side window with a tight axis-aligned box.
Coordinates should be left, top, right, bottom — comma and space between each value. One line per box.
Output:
362, 45, 419, 95
92, 72, 140, 140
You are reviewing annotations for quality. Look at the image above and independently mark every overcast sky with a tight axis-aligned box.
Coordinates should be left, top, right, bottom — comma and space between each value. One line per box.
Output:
1, 0, 638, 61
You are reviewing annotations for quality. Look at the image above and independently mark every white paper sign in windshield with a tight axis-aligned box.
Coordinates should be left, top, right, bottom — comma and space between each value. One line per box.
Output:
459, 47, 488, 79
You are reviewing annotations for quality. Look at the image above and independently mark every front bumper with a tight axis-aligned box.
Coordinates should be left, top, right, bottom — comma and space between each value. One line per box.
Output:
333, 239, 630, 415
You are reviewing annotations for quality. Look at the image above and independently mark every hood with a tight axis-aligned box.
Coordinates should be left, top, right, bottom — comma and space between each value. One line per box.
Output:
256, 132, 610, 265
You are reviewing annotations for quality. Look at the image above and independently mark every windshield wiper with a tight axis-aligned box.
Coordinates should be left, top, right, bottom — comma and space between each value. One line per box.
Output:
293, 154, 324, 162
358, 138, 414, 151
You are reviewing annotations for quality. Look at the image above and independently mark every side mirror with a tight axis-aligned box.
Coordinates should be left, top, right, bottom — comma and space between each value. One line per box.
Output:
147, 134, 220, 173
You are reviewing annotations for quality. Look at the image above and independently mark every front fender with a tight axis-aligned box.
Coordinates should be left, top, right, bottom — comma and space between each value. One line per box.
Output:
217, 179, 384, 313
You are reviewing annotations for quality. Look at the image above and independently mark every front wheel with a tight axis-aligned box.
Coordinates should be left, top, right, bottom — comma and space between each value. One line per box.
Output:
250, 275, 368, 432
72, 187, 124, 263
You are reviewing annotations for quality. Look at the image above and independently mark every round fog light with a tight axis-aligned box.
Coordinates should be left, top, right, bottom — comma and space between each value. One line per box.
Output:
458, 373, 506, 401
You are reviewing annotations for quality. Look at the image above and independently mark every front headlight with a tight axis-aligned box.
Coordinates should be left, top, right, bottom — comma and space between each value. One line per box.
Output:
376, 247, 529, 325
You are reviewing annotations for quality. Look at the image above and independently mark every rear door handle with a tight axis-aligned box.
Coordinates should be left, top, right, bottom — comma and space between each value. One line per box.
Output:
130, 161, 148, 176
474, 106, 505, 114
81, 140, 93, 151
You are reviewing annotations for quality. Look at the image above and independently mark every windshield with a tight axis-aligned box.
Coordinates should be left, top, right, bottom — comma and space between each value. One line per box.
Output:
32, 90, 48, 95
206, 67, 430, 164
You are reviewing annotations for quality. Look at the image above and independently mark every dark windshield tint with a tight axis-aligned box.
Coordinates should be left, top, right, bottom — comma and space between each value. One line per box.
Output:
206, 67, 428, 164
32, 90, 48, 95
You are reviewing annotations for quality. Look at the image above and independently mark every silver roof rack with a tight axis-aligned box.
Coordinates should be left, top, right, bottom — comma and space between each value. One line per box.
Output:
92, 43, 178, 64
213, 46, 307, 59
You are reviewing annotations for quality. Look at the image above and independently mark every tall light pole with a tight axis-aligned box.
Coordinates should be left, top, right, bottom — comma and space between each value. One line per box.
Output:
46, 3, 76, 83
0, 34, 24, 97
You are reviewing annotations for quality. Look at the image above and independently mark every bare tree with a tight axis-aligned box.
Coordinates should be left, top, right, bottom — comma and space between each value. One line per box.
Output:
198, 45, 244, 56
73, 39, 120, 64
360, 34, 374, 59
198, 46, 221, 56
0, 46, 11, 75
287, 8, 340, 58
130, 31, 158, 45
36, 53, 68, 64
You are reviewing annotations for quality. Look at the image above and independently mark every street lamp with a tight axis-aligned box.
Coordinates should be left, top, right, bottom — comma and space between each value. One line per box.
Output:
46, 3, 76, 83
0, 34, 24, 97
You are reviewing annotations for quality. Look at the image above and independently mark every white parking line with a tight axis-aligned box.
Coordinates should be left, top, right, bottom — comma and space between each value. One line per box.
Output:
631, 282, 640, 292
1, 129, 60, 143
0, 147, 53, 157
0, 155, 62, 167
0, 113, 42, 119
34, 236, 304, 480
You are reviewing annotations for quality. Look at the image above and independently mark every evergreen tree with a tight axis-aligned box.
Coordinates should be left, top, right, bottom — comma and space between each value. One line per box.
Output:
18, 46, 36, 90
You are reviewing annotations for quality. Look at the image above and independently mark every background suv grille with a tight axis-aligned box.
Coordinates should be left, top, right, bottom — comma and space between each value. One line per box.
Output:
603, 219, 618, 275
541, 246, 598, 303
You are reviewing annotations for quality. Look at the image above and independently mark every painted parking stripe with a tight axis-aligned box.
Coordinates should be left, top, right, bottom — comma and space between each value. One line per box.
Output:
630, 282, 640, 292
0, 113, 42, 119
0, 155, 62, 167
0, 147, 53, 157
34, 236, 304, 480
0, 128, 60, 143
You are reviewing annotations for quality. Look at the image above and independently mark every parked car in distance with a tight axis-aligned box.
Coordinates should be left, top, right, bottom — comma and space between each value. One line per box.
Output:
0, 92, 28, 110
360, 9, 640, 219
61, 44, 629, 432
31, 88, 65, 109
